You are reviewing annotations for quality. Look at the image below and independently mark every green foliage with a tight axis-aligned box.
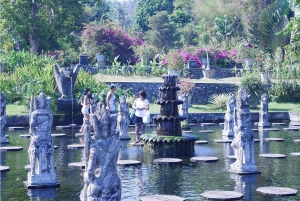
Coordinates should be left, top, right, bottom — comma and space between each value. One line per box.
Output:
165, 49, 185, 70
213, 15, 236, 42
239, 74, 266, 108
169, 0, 193, 30
56, 49, 80, 67
208, 93, 229, 110
269, 80, 300, 103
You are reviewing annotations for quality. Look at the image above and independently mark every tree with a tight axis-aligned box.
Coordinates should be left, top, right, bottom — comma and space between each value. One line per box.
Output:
0, 0, 84, 53
134, 0, 174, 32
145, 11, 176, 53
81, 0, 110, 22
169, 0, 193, 30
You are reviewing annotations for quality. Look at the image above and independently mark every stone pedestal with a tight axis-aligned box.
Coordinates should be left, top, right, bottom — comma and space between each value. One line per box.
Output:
56, 98, 79, 113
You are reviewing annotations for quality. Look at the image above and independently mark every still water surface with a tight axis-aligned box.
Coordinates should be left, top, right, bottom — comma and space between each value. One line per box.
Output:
1, 124, 300, 201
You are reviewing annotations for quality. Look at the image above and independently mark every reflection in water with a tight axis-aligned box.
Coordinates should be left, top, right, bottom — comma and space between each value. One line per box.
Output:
230, 174, 257, 201
258, 128, 269, 154
27, 188, 57, 200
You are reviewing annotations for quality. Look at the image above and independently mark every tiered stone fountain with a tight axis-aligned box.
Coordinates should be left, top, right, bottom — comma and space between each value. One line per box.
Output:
141, 74, 198, 155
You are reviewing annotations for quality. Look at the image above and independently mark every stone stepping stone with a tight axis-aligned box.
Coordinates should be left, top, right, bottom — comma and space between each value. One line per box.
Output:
259, 154, 286, 158
256, 186, 298, 196
283, 127, 300, 131
129, 125, 135, 127
0, 166, 10, 172
200, 190, 244, 200
290, 152, 300, 157
5, 135, 9, 138
226, 155, 236, 159
0, 146, 23, 151
201, 123, 215, 126
67, 144, 84, 149
70, 124, 80, 128
51, 133, 66, 137
199, 130, 215, 133
253, 129, 258, 132
153, 158, 182, 165
75, 133, 85, 137
54, 146, 58, 149
190, 156, 219, 163
219, 123, 224, 126
195, 140, 208, 144
214, 139, 232, 143
182, 130, 193, 133
265, 138, 284, 142
130, 142, 144, 146
68, 162, 85, 169
20, 134, 31, 138
140, 195, 185, 201
128, 132, 136, 135
24, 164, 31, 171
254, 139, 260, 142
189, 123, 196, 126
56, 125, 72, 130
8, 126, 25, 131
263, 128, 279, 131
294, 140, 300, 143
117, 160, 142, 166
272, 123, 286, 126
145, 124, 156, 127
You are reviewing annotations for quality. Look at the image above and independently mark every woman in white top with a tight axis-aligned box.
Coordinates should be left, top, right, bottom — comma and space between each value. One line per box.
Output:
106, 84, 116, 114
79, 88, 93, 132
132, 90, 149, 143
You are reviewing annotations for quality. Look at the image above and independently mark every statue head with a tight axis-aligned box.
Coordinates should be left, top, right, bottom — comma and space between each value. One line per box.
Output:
37, 92, 51, 110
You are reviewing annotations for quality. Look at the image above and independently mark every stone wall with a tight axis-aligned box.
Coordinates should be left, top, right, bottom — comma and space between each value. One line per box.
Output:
185, 67, 238, 79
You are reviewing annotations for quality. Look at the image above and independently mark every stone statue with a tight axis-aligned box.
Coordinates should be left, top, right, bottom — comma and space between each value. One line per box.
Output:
53, 64, 80, 100
179, 95, 190, 129
0, 92, 9, 144
25, 93, 59, 188
230, 89, 259, 174
258, 94, 270, 127
117, 96, 130, 140
80, 107, 121, 201
222, 94, 236, 137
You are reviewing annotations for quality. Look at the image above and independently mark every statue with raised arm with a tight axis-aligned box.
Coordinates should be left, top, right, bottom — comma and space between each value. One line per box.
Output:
258, 94, 270, 127
0, 91, 9, 144
80, 106, 121, 201
222, 94, 236, 137
25, 92, 59, 188
230, 89, 259, 174
117, 96, 130, 140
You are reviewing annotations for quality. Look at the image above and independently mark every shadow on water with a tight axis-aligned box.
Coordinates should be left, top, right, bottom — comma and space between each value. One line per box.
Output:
1, 124, 300, 201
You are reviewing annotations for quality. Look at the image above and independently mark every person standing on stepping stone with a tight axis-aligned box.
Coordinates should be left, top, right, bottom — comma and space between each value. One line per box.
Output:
79, 88, 93, 132
106, 84, 117, 114
132, 90, 149, 143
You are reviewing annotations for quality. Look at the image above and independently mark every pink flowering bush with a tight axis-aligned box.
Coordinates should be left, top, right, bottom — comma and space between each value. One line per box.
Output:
177, 77, 195, 95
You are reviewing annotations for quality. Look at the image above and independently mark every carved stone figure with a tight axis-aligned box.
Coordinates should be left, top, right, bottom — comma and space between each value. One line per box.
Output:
80, 107, 121, 201
117, 96, 130, 140
53, 64, 80, 100
258, 94, 270, 127
222, 94, 236, 137
25, 93, 59, 188
230, 89, 259, 174
0, 92, 9, 144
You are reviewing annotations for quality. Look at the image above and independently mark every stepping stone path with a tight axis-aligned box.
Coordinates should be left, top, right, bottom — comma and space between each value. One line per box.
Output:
140, 195, 185, 201
5, 135, 9, 138
8, 127, 25, 131
253, 129, 258, 132
190, 156, 219, 163
200, 191, 244, 200
254, 139, 260, 142
0, 166, 10, 172
24, 165, 31, 171
0, 146, 23, 151
259, 154, 286, 158
75, 133, 84, 137
182, 130, 193, 133
56, 125, 72, 130
117, 160, 141, 166
199, 130, 215, 133
68, 162, 85, 169
54, 146, 58, 149
51, 133, 66, 137
189, 123, 196, 126
256, 187, 298, 196
226, 155, 236, 159
272, 123, 286, 126
130, 142, 144, 146
214, 139, 232, 143
201, 123, 215, 126
265, 138, 284, 142
283, 127, 300, 131
153, 158, 182, 165
67, 144, 84, 149
263, 128, 279, 131
294, 140, 300, 143
219, 123, 224, 127
20, 134, 31, 138
70, 124, 80, 128
195, 140, 208, 144
290, 152, 300, 157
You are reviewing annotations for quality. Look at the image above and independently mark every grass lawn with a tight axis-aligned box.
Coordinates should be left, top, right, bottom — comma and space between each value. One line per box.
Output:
6, 102, 300, 116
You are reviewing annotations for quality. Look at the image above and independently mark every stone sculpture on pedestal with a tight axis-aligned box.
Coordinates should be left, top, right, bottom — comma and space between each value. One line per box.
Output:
80, 105, 121, 201
258, 94, 270, 127
25, 93, 60, 188
53, 64, 80, 112
222, 94, 236, 137
117, 96, 130, 140
0, 92, 9, 144
229, 89, 260, 175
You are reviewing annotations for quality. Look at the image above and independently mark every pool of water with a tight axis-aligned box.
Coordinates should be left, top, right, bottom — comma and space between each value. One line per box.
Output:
1, 123, 300, 201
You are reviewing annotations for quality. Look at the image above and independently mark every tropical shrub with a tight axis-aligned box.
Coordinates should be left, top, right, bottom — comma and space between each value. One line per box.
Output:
269, 80, 300, 103
208, 93, 230, 110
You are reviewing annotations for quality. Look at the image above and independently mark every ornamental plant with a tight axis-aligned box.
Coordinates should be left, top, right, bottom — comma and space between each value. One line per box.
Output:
165, 49, 185, 70
177, 77, 195, 95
